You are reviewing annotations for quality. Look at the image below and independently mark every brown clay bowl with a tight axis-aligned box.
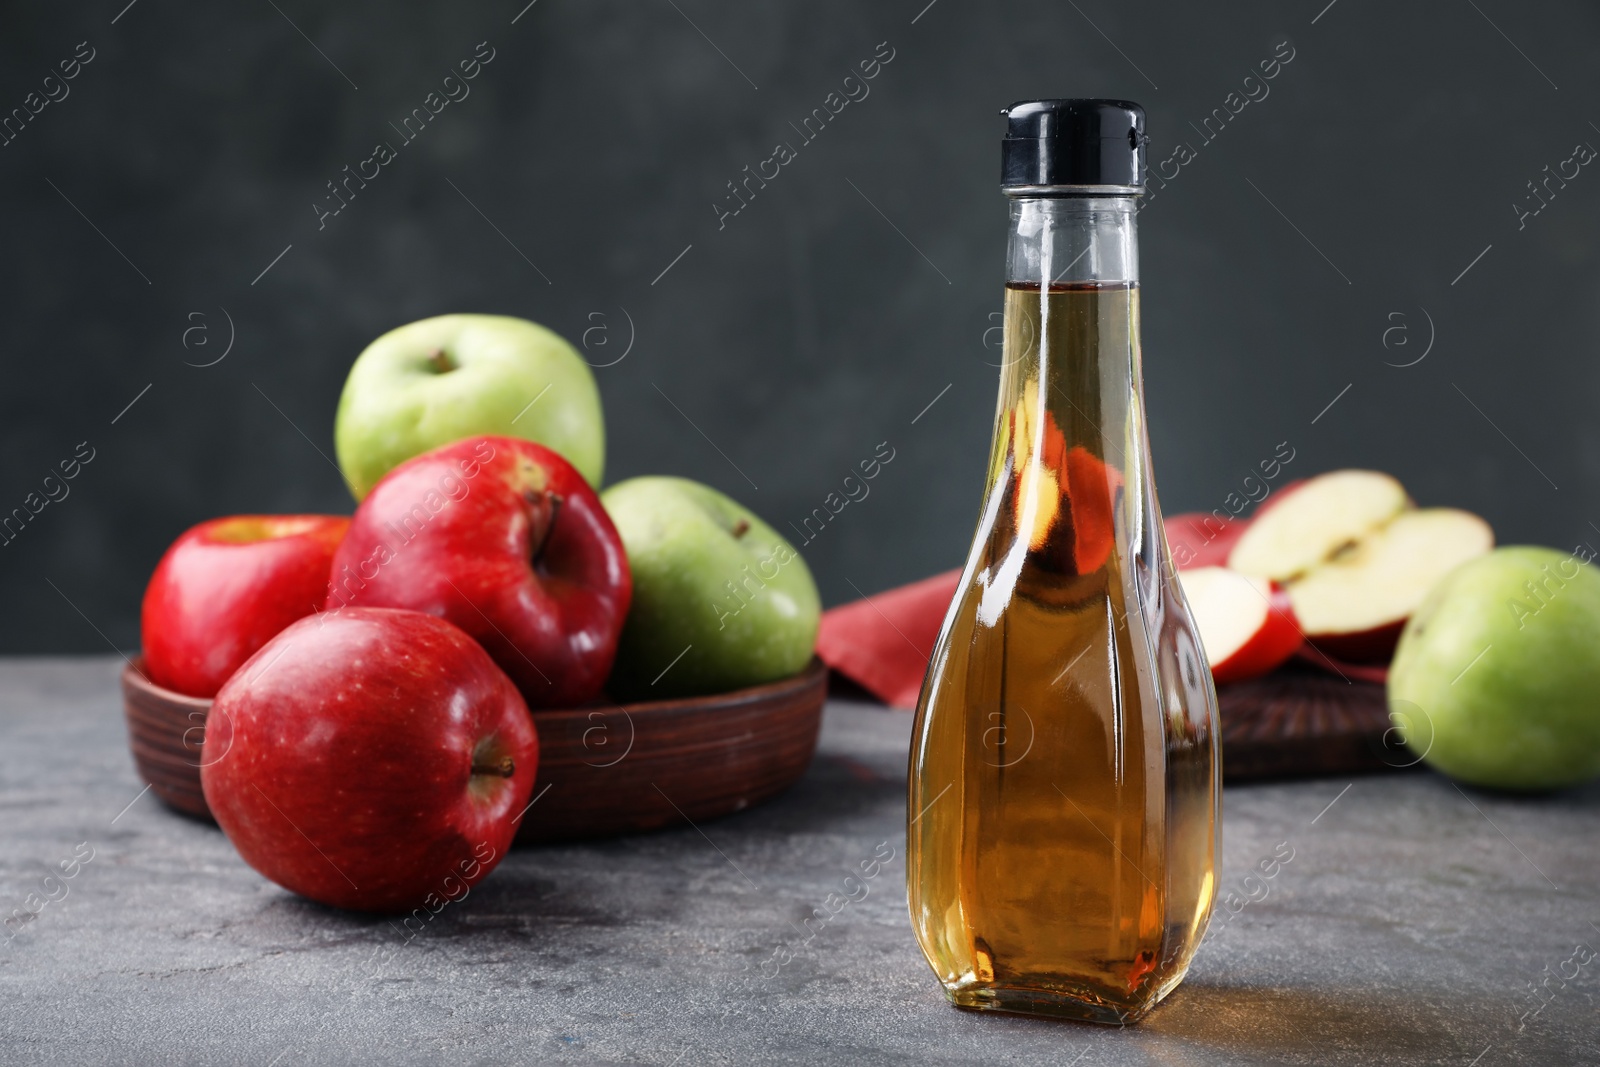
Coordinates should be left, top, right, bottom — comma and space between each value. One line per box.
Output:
121, 656, 827, 842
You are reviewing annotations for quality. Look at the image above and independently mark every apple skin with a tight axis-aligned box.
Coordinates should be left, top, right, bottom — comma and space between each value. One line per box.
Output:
201, 607, 537, 913
601, 477, 820, 701
140, 515, 350, 698
1212, 579, 1302, 685
1182, 569, 1304, 686
327, 436, 630, 709
1164, 513, 1248, 571
1175, 566, 1303, 685
335, 314, 605, 500
1388, 546, 1600, 791
1305, 620, 1405, 665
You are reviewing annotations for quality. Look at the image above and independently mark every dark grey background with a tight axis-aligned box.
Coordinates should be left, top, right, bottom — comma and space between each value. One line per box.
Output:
2, 0, 1597, 653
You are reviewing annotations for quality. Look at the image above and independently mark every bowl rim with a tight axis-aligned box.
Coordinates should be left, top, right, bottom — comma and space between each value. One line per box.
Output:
122, 654, 828, 720
121, 659, 212, 711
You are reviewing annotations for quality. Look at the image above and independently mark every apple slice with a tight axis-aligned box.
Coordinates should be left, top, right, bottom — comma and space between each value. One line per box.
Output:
1178, 566, 1304, 685
1227, 470, 1409, 581
1287, 508, 1494, 663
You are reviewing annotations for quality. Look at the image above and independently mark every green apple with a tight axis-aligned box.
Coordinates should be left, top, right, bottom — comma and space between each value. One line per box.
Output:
335, 314, 604, 500
601, 477, 820, 701
1388, 545, 1600, 790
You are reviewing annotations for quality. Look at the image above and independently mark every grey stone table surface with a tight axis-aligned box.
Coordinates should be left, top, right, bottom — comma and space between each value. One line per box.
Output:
2, 658, 1598, 1066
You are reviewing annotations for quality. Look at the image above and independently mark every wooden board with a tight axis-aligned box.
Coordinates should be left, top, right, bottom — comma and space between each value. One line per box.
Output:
830, 659, 1405, 782
1218, 660, 1411, 781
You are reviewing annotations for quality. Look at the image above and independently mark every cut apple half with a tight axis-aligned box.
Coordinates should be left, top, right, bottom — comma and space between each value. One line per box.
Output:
1287, 507, 1494, 663
1227, 469, 1409, 581
1178, 566, 1304, 685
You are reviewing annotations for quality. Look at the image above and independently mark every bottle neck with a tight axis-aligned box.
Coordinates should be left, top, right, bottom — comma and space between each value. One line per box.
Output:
1004, 196, 1139, 287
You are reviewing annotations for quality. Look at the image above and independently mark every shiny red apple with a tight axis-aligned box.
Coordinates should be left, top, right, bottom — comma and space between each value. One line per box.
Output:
326, 436, 631, 708
201, 607, 537, 913
141, 514, 349, 697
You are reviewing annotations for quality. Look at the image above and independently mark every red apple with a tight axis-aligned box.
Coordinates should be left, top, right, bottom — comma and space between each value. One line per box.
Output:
140, 514, 349, 697
1287, 507, 1493, 663
201, 607, 537, 913
325, 436, 631, 709
1178, 566, 1304, 684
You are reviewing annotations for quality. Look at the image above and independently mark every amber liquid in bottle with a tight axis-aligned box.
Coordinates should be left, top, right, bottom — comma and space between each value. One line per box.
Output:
907, 202, 1219, 1024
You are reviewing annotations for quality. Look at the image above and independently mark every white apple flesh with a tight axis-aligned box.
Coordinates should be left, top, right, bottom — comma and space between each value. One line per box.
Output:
1288, 508, 1494, 662
1227, 470, 1409, 581
1178, 566, 1304, 685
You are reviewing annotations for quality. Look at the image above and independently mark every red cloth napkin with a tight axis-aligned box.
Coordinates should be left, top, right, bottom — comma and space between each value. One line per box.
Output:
816, 569, 960, 710
817, 511, 1385, 708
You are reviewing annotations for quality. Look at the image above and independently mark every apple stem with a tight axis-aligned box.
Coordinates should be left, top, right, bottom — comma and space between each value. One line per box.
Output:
471, 756, 515, 778
732, 519, 750, 539
428, 347, 455, 373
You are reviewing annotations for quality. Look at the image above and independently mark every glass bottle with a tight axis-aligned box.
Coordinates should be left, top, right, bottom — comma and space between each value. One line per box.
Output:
906, 100, 1219, 1024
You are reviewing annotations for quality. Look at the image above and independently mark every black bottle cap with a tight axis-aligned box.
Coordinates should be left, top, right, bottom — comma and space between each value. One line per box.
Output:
1000, 99, 1146, 193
